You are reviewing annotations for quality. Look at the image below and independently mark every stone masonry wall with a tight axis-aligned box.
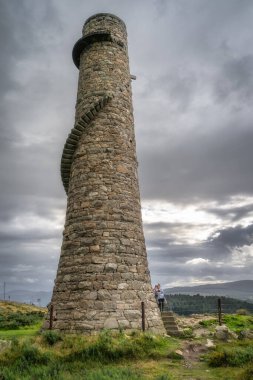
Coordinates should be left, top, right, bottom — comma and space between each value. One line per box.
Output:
50, 13, 165, 334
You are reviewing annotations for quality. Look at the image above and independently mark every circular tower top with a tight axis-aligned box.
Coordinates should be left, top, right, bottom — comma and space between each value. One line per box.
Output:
82, 13, 127, 44
73, 13, 127, 69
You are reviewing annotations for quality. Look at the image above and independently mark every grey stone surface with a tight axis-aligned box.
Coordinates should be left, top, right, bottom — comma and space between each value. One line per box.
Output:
238, 329, 253, 339
48, 13, 165, 335
215, 325, 238, 341
104, 317, 119, 329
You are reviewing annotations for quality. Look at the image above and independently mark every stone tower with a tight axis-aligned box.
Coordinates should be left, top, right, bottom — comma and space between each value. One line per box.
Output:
50, 13, 165, 334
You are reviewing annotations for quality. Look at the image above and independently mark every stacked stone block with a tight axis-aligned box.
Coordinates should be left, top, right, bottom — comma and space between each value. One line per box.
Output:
50, 13, 165, 334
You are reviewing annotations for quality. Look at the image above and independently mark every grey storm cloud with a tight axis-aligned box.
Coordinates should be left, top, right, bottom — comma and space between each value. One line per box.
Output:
147, 240, 252, 287
209, 224, 253, 249
1, 0, 253, 292
138, 123, 253, 202
214, 55, 253, 104
206, 203, 253, 222
145, 220, 253, 286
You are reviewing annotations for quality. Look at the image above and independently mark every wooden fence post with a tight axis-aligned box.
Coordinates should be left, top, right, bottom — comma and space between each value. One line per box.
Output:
49, 304, 54, 330
141, 301, 145, 332
218, 298, 222, 326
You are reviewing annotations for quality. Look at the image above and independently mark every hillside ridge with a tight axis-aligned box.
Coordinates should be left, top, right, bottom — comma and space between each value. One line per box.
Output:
164, 280, 253, 302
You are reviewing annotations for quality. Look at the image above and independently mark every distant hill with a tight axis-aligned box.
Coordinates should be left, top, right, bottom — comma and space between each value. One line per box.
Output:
164, 280, 253, 303
2, 290, 51, 307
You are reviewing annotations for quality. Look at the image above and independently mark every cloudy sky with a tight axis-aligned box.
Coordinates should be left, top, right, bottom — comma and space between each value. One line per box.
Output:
1, 0, 253, 297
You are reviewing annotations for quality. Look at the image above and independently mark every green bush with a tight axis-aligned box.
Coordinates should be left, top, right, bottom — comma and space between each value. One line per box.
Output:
207, 351, 228, 367
19, 344, 50, 365
199, 319, 217, 327
43, 330, 62, 346
179, 327, 194, 338
223, 315, 253, 333
236, 309, 250, 316
0, 311, 45, 330
0, 341, 51, 367
207, 346, 253, 367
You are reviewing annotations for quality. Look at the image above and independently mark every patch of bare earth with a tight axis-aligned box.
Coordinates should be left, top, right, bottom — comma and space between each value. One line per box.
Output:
182, 341, 208, 367
176, 314, 217, 329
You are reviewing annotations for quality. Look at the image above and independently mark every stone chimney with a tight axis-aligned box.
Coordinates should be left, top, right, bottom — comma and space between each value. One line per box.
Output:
49, 13, 165, 334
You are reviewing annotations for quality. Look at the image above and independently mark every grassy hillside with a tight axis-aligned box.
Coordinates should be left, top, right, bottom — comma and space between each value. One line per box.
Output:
0, 300, 46, 338
0, 300, 47, 314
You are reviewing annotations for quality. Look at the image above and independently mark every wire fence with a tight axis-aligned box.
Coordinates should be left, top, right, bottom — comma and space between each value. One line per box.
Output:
163, 294, 253, 317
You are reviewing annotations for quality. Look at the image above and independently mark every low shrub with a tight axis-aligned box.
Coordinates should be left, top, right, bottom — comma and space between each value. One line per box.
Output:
199, 319, 217, 328
207, 345, 253, 367
236, 309, 250, 316
0, 341, 51, 368
223, 315, 253, 333
42, 330, 62, 346
179, 327, 194, 338
0, 311, 45, 330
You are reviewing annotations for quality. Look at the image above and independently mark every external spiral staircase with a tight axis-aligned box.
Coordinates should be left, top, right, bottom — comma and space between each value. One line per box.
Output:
60, 81, 130, 194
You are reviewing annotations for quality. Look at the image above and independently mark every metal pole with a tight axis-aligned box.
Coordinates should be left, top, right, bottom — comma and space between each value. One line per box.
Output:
141, 301, 145, 332
3, 282, 5, 301
49, 304, 54, 330
218, 298, 222, 326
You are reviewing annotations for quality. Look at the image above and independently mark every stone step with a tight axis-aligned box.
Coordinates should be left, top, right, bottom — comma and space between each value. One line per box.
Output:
60, 91, 115, 194
164, 328, 179, 333
163, 321, 178, 326
163, 324, 178, 329
162, 315, 175, 321
163, 326, 179, 331
161, 312, 180, 336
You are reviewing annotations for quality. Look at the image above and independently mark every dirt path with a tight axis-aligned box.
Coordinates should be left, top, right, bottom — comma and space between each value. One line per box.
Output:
182, 341, 209, 368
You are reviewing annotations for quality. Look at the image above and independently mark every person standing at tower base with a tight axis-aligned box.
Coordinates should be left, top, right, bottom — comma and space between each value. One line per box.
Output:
157, 284, 165, 312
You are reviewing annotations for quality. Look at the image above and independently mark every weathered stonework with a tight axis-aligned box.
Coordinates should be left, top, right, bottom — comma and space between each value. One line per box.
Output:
49, 13, 165, 334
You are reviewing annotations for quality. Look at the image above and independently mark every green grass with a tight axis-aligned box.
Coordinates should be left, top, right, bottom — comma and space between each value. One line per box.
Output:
198, 314, 253, 334
0, 322, 42, 339
0, 301, 45, 340
238, 363, 253, 380
0, 331, 178, 380
0, 310, 252, 380
1, 328, 251, 380
199, 318, 217, 328
0, 310, 45, 330
222, 314, 253, 333
63, 330, 178, 364
206, 340, 253, 367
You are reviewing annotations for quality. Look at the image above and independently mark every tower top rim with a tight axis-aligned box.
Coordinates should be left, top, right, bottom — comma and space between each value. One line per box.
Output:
84, 13, 126, 29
